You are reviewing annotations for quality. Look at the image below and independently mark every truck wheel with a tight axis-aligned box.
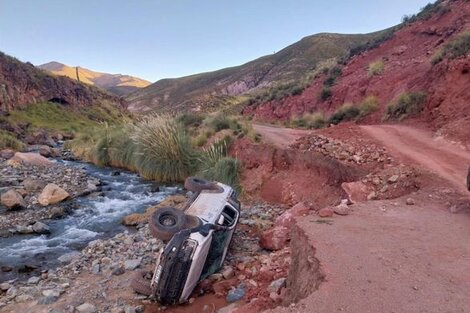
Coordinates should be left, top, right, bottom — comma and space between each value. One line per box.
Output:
184, 177, 218, 192
131, 270, 154, 296
149, 207, 186, 242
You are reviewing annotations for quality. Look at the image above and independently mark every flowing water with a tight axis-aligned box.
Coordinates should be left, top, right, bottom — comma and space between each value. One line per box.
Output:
0, 160, 177, 281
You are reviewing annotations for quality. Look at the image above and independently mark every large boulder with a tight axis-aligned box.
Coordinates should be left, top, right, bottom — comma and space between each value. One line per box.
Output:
1, 189, 27, 210
38, 184, 69, 206
259, 226, 290, 251
10, 152, 52, 167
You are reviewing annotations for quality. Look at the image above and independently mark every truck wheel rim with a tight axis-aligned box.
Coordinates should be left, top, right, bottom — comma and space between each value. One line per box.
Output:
160, 214, 176, 226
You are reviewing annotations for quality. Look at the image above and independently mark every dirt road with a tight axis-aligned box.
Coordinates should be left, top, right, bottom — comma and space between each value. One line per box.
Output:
253, 124, 311, 148
255, 123, 470, 193
361, 125, 470, 193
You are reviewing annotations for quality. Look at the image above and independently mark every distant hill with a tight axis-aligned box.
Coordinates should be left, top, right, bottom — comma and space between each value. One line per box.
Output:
125, 31, 389, 113
0, 52, 123, 112
38, 62, 151, 96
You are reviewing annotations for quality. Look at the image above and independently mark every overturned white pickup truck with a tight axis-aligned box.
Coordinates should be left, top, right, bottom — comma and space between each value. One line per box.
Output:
131, 177, 241, 305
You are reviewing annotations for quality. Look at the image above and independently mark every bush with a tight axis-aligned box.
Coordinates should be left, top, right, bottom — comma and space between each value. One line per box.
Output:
176, 114, 204, 128
358, 96, 379, 118
431, 31, 470, 64
132, 115, 197, 182
323, 66, 342, 87
402, 2, 450, 24
319, 87, 332, 101
385, 92, 427, 120
368, 60, 385, 76
328, 104, 360, 125
0, 130, 24, 151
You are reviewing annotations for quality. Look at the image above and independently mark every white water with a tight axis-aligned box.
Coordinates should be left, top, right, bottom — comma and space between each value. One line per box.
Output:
0, 160, 178, 278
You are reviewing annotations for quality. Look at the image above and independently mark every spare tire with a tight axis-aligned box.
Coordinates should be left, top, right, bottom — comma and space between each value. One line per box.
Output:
184, 177, 218, 193
149, 207, 186, 242
131, 270, 154, 296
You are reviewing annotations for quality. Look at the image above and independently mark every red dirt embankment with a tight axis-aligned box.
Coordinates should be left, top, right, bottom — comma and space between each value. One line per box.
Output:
245, 0, 470, 146
230, 138, 364, 207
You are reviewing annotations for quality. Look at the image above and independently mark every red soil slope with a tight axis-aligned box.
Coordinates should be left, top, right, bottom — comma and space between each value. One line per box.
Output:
245, 0, 470, 145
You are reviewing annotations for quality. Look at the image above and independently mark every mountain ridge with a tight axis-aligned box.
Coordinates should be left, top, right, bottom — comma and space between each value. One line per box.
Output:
38, 61, 151, 96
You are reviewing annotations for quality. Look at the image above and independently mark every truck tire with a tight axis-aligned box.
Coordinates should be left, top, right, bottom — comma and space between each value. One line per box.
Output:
131, 270, 154, 296
149, 207, 186, 242
184, 177, 218, 192
467, 166, 470, 191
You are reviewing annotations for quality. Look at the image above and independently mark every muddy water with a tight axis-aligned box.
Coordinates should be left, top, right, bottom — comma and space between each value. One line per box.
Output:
0, 160, 177, 282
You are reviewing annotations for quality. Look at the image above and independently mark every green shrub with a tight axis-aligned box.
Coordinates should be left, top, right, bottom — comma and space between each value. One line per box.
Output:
402, 2, 450, 24
358, 96, 379, 117
132, 115, 197, 182
385, 92, 427, 120
328, 104, 360, 125
203, 157, 241, 193
319, 87, 332, 101
176, 113, 205, 128
323, 66, 342, 87
431, 31, 470, 64
368, 60, 385, 76
0, 130, 24, 151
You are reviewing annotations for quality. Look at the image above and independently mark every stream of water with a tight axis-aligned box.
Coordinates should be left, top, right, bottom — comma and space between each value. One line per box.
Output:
0, 160, 177, 281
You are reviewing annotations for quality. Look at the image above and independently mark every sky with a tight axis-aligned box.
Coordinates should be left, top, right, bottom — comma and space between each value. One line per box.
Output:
0, 0, 432, 82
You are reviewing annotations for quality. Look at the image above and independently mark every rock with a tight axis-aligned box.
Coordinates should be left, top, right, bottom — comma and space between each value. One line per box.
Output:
124, 259, 141, 270
333, 203, 350, 216
222, 267, 235, 280
42, 289, 61, 297
10, 152, 52, 167
124, 307, 136, 313
37, 295, 58, 304
112, 267, 125, 276
226, 284, 246, 303
290, 202, 311, 216
27, 276, 41, 284
16, 225, 34, 234
111, 171, 121, 176
268, 278, 286, 294
76, 303, 97, 313
406, 198, 415, 205
341, 181, 374, 203
1, 189, 26, 210
38, 145, 53, 157
274, 211, 295, 228
213, 278, 238, 297
0, 283, 11, 291
388, 175, 399, 184
32, 221, 51, 234
318, 207, 334, 218
58, 251, 81, 264
16, 294, 33, 302
0, 149, 15, 159
91, 264, 100, 274
259, 226, 289, 251
367, 191, 377, 200
1, 266, 12, 272
49, 206, 66, 219
22, 178, 45, 192
38, 183, 70, 206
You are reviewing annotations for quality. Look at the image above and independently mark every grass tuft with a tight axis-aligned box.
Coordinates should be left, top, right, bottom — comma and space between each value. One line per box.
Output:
368, 60, 385, 76
385, 92, 427, 120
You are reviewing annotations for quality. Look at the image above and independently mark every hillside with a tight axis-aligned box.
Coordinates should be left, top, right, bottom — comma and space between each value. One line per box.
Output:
0, 52, 124, 113
39, 61, 151, 96
245, 0, 470, 146
125, 31, 390, 113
